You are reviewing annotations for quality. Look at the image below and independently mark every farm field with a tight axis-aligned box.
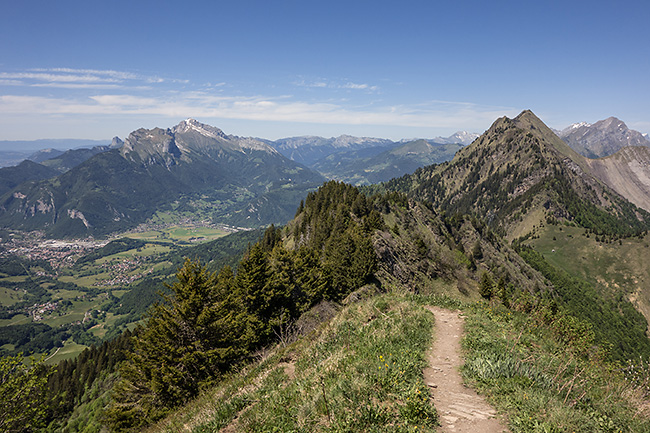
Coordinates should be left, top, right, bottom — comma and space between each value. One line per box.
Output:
124, 225, 232, 244
0, 225, 258, 362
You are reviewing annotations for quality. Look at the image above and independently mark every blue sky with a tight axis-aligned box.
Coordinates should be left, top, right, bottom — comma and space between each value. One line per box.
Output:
1, 0, 649, 142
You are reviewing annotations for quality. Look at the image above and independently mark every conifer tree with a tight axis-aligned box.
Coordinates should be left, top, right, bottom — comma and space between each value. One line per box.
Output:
479, 272, 494, 300
234, 243, 272, 345
107, 260, 248, 430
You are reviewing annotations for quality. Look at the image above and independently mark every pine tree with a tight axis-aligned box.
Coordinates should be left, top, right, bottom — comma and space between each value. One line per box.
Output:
106, 260, 248, 430
479, 272, 494, 300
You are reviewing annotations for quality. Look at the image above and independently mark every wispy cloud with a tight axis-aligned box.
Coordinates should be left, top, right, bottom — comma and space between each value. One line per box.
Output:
0, 67, 516, 137
30, 83, 127, 90
294, 78, 379, 93
0, 91, 514, 131
0, 68, 180, 89
35, 68, 139, 80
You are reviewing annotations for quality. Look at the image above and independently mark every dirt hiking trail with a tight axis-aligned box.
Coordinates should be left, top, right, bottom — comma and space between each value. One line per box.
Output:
424, 306, 509, 432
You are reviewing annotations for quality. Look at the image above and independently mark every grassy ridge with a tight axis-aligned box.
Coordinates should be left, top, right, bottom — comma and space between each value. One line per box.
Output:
146, 294, 438, 433
143, 292, 650, 433
462, 301, 650, 432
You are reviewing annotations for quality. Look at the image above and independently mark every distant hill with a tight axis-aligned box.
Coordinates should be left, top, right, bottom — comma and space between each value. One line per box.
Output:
37, 146, 112, 173
270, 131, 477, 169
0, 151, 32, 168
0, 119, 324, 237
270, 135, 396, 166
0, 160, 59, 197
0, 139, 117, 168
313, 139, 463, 185
0, 138, 111, 154
27, 148, 66, 163
559, 117, 650, 158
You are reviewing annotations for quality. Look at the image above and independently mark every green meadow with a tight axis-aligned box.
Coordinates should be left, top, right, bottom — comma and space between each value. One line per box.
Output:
124, 226, 231, 243
527, 224, 650, 320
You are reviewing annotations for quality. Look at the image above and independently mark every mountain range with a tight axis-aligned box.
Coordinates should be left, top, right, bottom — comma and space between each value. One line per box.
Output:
311, 139, 464, 185
0, 119, 325, 237
2, 114, 650, 238
0, 126, 481, 237
267, 132, 478, 167
558, 116, 650, 158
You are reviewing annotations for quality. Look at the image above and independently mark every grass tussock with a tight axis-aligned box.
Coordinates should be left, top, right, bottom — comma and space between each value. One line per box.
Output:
461, 301, 650, 433
146, 294, 438, 433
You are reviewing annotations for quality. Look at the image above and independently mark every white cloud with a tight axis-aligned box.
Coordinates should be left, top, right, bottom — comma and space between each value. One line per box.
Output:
31, 83, 125, 89
0, 68, 181, 89
0, 79, 23, 86
0, 72, 121, 83
341, 82, 379, 91
294, 78, 379, 93
0, 67, 518, 138
0, 91, 514, 132
38, 68, 139, 80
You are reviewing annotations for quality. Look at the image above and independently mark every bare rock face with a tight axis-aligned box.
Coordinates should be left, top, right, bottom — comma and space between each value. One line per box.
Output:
110, 137, 124, 149
586, 146, 650, 212
559, 117, 650, 158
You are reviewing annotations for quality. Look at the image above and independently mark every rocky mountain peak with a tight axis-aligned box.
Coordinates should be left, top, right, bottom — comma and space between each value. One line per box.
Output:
447, 131, 480, 145
513, 109, 545, 127
598, 116, 626, 130
110, 136, 124, 149
559, 116, 650, 158
172, 118, 229, 140
431, 131, 480, 146
120, 127, 182, 166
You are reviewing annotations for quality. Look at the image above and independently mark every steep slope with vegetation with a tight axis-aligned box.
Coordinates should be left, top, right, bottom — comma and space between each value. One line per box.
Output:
377, 110, 650, 239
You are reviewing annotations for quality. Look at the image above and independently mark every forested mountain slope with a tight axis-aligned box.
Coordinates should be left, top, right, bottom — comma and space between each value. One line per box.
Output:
378, 110, 650, 240
0, 160, 59, 197
0, 119, 324, 237
93, 181, 650, 431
